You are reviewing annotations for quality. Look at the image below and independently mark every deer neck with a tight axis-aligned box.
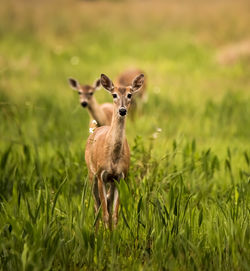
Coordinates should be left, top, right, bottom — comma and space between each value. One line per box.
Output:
107, 110, 126, 163
88, 97, 106, 126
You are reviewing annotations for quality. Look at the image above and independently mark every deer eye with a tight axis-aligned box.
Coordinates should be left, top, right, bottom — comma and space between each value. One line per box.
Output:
127, 93, 132, 99
89, 92, 93, 96
112, 93, 117, 99
78, 91, 82, 95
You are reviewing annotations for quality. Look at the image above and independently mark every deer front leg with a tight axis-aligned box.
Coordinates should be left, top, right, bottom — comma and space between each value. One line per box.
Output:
107, 183, 115, 229
98, 177, 109, 229
112, 187, 119, 228
93, 176, 101, 213
92, 176, 101, 231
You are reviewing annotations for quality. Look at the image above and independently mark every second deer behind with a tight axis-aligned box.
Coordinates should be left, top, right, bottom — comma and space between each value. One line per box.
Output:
68, 78, 113, 128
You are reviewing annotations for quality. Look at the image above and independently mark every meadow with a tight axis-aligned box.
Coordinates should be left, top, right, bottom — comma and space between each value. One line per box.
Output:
0, 0, 250, 270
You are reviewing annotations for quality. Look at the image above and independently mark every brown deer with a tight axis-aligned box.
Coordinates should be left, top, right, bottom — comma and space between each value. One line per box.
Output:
116, 68, 147, 117
68, 78, 113, 128
85, 73, 144, 229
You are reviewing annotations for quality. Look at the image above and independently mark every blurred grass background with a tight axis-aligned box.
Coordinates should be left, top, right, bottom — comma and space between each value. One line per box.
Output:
1, 0, 250, 148
0, 0, 250, 270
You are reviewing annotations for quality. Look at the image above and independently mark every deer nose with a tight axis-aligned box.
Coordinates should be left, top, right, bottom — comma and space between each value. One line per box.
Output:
119, 108, 127, 116
81, 101, 88, 107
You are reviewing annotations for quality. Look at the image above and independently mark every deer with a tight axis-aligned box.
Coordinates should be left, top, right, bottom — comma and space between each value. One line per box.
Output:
68, 78, 113, 128
116, 68, 147, 117
85, 73, 144, 230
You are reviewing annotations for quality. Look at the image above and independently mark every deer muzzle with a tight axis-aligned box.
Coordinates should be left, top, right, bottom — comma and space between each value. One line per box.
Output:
119, 107, 127, 116
81, 101, 88, 107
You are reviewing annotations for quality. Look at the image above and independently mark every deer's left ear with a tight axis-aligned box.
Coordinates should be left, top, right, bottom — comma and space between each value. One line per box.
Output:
68, 78, 79, 90
100, 74, 114, 93
131, 74, 144, 93
93, 78, 101, 90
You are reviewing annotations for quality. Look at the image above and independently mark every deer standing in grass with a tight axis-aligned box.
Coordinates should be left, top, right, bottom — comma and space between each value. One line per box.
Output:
116, 68, 147, 117
68, 78, 113, 128
85, 73, 144, 229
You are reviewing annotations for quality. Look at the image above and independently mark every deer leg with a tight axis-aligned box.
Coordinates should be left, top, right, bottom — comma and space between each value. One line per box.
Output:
112, 186, 119, 228
92, 176, 101, 231
93, 176, 101, 213
107, 183, 115, 229
112, 174, 124, 227
98, 176, 109, 229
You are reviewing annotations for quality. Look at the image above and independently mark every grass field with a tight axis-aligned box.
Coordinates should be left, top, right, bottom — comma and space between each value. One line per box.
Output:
0, 0, 250, 270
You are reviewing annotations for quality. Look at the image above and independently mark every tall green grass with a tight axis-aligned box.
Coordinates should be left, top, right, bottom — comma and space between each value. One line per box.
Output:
0, 135, 249, 270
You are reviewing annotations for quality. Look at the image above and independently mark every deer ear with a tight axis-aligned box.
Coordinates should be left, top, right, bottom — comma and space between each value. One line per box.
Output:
100, 74, 114, 92
93, 78, 101, 90
131, 74, 144, 93
68, 78, 79, 90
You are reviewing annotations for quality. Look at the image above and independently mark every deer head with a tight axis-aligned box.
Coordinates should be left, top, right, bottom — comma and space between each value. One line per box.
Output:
100, 73, 144, 117
68, 78, 101, 108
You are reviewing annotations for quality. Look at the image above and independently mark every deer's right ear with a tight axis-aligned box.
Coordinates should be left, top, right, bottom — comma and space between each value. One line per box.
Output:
68, 78, 78, 90
100, 74, 114, 92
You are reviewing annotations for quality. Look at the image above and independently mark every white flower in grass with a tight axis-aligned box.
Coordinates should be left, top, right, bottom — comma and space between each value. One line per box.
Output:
89, 127, 95, 134
152, 132, 158, 139
152, 128, 162, 139
92, 120, 97, 125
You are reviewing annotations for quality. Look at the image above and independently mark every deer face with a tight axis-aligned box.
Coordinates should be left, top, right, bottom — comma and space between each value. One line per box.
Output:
111, 87, 133, 116
68, 78, 101, 108
100, 73, 144, 117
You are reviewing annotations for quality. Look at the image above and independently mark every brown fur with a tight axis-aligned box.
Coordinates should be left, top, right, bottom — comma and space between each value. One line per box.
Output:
85, 73, 144, 230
